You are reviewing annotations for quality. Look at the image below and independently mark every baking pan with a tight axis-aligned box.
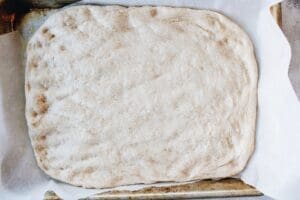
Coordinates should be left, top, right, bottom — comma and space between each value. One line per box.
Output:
0, 1, 281, 199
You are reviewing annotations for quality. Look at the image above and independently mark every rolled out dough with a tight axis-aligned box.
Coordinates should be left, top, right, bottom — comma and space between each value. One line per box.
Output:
25, 5, 257, 188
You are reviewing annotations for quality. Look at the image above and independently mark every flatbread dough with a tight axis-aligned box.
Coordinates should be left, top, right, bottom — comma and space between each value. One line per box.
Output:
25, 5, 257, 188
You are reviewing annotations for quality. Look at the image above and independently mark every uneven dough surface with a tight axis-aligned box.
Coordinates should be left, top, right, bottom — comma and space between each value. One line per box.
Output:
25, 5, 257, 188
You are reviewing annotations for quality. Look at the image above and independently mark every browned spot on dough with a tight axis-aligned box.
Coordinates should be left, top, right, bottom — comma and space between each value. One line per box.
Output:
152, 73, 160, 79
32, 111, 38, 117
110, 176, 123, 185
181, 166, 191, 176
36, 133, 47, 142
205, 15, 218, 26
35, 144, 45, 152
30, 61, 38, 69
60, 45, 66, 51
150, 9, 157, 17
175, 26, 184, 32
83, 8, 92, 17
35, 133, 49, 171
68, 170, 80, 181
37, 94, 49, 114
26, 82, 31, 92
114, 42, 123, 49
38, 134, 47, 141
78, 153, 96, 161
32, 121, 40, 127
84, 166, 96, 174
218, 38, 229, 46
42, 27, 49, 34
49, 34, 55, 40
66, 23, 77, 29
36, 41, 42, 48
42, 135, 46, 141
42, 27, 55, 40
63, 16, 78, 29
148, 158, 156, 164
169, 17, 182, 23
42, 164, 48, 170
115, 12, 131, 32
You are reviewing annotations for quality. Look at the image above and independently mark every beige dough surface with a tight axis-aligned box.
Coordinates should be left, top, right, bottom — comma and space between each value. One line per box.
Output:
25, 5, 257, 188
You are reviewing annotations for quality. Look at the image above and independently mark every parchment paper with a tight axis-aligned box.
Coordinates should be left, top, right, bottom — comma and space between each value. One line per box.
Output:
1, 0, 300, 199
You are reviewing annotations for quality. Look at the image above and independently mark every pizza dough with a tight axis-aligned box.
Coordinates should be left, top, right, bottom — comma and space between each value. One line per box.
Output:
25, 5, 257, 188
